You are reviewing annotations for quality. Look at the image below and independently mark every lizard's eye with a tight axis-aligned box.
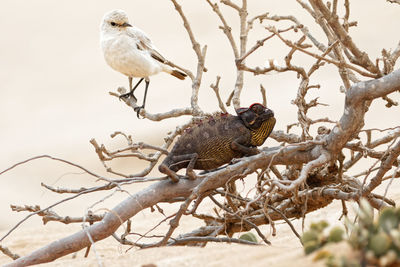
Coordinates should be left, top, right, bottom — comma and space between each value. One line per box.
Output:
248, 119, 256, 125
110, 22, 117, 26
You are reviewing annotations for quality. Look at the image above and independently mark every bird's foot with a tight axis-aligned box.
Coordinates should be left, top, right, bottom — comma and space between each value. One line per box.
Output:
134, 105, 144, 118
119, 91, 137, 102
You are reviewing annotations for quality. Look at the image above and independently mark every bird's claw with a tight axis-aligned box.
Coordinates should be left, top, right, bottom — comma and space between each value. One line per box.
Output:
118, 93, 130, 100
118, 92, 137, 102
134, 106, 144, 118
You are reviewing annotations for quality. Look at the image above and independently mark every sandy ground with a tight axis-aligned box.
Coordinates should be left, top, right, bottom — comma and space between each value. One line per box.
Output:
1, 187, 400, 267
0, 201, 334, 267
3, 182, 400, 266
0, 224, 312, 266
1, 0, 399, 266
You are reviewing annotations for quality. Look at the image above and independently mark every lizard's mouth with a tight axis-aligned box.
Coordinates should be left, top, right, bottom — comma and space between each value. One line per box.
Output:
260, 108, 274, 121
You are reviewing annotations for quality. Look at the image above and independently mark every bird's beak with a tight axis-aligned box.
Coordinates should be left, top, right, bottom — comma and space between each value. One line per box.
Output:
122, 22, 132, 27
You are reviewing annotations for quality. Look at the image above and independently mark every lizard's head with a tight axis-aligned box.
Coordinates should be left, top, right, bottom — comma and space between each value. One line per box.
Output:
236, 103, 274, 130
236, 103, 276, 146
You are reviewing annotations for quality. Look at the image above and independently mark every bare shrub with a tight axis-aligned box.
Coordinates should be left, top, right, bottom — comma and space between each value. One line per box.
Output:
1, 0, 400, 266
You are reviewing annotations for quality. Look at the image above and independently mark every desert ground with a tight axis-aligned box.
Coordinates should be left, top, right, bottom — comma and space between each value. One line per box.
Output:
0, 0, 399, 266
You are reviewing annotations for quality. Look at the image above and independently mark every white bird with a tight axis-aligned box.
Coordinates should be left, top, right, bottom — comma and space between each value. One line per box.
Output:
100, 9, 186, 115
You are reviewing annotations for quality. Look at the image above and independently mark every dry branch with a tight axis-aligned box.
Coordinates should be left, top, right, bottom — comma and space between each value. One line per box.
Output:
8, 67, 398, 267
0, 245, 19, 260
2, 1, 400, 265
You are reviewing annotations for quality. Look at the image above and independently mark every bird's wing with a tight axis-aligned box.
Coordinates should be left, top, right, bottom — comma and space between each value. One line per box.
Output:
128, 28, 167, 64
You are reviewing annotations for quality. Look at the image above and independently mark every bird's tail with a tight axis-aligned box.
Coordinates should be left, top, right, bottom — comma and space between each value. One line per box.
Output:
170, 69, 187, 80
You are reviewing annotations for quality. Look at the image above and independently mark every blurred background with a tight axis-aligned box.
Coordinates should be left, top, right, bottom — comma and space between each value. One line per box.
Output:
0, 0, 399, 232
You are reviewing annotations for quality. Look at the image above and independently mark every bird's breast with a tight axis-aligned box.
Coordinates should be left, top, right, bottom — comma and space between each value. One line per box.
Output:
101, 35, 161, 77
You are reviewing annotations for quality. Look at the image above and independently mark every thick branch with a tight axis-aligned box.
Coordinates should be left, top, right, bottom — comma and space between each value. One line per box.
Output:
325, 68, 400, 154
5, 143, 320, 266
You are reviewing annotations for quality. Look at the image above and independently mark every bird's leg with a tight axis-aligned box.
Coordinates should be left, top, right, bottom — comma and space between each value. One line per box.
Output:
142, 80, 149, 109
134, 79, 149, 118
119, 77, 144, 101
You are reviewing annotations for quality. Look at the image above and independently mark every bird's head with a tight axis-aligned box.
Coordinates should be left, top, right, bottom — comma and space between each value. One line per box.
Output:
101, 9, 132, 33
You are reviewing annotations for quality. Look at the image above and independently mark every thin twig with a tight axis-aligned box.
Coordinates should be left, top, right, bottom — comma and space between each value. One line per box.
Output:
0, 245, 20, 260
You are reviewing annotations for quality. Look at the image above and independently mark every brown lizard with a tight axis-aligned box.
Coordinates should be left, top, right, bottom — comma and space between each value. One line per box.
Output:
159, 103, 276, 182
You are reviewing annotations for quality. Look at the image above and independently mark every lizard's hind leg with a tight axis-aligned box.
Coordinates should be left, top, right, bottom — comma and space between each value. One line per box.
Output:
184, 153, 199, 180
169, 153, 199, 180
159, 153, 199, 182
158, 164, 180, 183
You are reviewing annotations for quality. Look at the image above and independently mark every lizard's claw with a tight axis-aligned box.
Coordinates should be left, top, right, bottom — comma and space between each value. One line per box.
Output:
231, 158, 242, 164
186, 169, 198, 180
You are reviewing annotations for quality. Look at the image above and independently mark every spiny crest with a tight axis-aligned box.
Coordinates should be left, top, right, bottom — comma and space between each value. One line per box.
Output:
183, 111, 232, 134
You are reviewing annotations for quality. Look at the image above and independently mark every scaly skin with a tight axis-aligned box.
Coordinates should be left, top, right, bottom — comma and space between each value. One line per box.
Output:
159, 103, 276, 182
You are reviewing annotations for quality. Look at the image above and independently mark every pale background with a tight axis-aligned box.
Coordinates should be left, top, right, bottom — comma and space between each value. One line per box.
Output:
0, 1, 399, 266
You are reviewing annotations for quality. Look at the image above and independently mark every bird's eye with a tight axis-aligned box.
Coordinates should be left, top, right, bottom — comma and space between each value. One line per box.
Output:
110, 22, 117, 26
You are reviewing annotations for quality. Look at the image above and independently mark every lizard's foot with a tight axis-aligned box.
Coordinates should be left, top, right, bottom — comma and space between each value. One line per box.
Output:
186, 169, 198, 180
231, 158, 242, 164
169, 174, 180, 183
159, 164, 180, 183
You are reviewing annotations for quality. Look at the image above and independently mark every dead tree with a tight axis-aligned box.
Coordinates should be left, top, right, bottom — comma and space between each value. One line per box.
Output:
1, 0, 400, 266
